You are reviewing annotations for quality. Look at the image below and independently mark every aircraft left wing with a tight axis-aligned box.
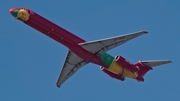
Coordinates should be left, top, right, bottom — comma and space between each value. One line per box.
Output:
56, 50, 88, 87
79, 31, 147, 56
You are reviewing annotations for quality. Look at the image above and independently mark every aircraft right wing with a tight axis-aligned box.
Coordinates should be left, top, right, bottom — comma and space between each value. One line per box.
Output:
79, 31, 147, 56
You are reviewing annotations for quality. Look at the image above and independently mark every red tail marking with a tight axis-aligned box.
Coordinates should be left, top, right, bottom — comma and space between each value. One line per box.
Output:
134, 61, 152, 81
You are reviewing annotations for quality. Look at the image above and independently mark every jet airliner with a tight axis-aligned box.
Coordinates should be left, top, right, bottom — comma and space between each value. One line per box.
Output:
10, 8, 171, 88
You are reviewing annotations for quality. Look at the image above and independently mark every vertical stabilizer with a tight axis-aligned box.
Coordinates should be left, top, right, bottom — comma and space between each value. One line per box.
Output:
134, 60, 171, 81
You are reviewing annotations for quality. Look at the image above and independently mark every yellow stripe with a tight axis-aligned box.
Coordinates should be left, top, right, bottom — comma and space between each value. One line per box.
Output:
16, 9, 29, 21
108, 59, 138, 78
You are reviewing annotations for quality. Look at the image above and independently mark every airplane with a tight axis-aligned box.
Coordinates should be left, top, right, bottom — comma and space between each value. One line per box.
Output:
9, 8, 171, 88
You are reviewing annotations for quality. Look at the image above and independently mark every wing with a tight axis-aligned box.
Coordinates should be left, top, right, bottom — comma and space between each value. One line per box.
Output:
79, 31, 147, 56
56, 50, 88, 87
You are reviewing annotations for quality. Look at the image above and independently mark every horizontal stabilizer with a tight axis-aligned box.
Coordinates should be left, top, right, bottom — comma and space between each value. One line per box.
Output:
134, 60, 171, 81
141, 60, 171, 67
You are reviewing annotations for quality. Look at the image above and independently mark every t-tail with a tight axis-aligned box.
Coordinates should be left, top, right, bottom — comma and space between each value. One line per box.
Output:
134, 60, 171, 81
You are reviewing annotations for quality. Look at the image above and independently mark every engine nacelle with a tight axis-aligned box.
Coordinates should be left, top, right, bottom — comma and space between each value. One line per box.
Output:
100, 67, 125, 81
115, 56, 139, 72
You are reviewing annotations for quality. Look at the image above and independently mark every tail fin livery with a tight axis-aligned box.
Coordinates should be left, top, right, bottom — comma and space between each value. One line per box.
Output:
134, 60, 171, 81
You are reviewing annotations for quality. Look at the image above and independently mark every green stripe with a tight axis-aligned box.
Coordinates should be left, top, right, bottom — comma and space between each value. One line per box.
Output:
100, 53, 114, 66
12, 10, 18, 17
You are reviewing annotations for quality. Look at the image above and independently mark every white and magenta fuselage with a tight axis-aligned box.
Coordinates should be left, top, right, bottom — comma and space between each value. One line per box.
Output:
10, 8, 106, 66
10, 8, 152, 82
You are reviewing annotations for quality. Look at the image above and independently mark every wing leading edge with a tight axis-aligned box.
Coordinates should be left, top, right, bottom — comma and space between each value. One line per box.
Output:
56, 50, 88, 87
79, 31, 147, 56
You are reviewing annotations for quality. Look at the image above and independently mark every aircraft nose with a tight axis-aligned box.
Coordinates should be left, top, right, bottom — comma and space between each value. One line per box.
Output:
9, 8, 19, 17
10, 8, 13, 14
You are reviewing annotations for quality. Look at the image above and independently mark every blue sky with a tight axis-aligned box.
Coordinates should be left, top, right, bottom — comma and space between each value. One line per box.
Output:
1, 0, 179, 101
